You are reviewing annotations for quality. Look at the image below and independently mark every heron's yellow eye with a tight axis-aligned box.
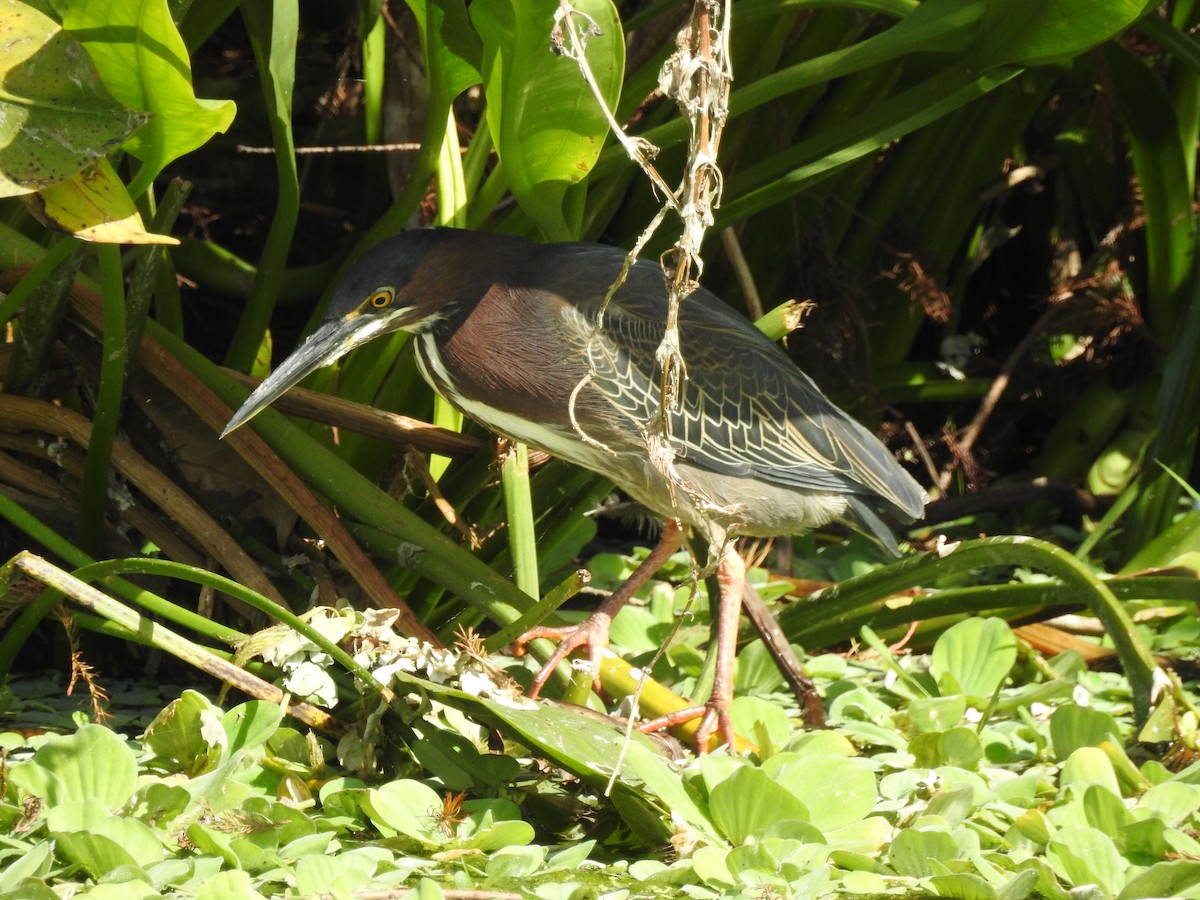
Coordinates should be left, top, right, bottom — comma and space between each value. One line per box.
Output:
366, 288, 394, 309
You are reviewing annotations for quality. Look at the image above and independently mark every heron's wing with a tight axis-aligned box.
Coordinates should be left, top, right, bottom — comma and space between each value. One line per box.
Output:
544, 249, 924, 521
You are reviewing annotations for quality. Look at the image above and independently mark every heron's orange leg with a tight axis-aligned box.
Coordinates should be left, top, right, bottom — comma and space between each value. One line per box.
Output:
516, 520, 685, 698
638, 547, 744, 751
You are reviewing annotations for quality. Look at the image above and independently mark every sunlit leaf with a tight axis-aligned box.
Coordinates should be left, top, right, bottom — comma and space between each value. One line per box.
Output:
976, 0, 1155, 67
361, 779, 446, 847
1050, 704, 1121, 761
765, 753, 878, 832
889, 827, 959, 878
930, 617, 1017, 700
1060, 746, 1122, 796
64, 0, 236, 194
7, 725, 137, 811
910, 727, 985, 770
471, 0, 622, 240
1046, 825, 1126, 894
708, 766, 810, 844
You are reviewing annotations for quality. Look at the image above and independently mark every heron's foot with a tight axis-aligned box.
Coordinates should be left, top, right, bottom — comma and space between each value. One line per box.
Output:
513, 612, 613, 699
639, 700, 738, 753
694, 702, 738, 752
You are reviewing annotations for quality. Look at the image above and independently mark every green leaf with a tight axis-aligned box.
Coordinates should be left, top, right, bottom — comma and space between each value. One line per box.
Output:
361, 779, 445, 846
1060, 746, 1122, 796
889, 827, 959, 878
406, 0, 482, 99
221, 699, 283, 755
730, 695, 792, 748
194, 870, 268, 900
1050, 705, 1122, 760
910, 727, 985, 770
823, 817, 894, 855
141, 689, 223, 775
22, 156, 178, 243
1082, 784, 1132, 834
9, 724, 137, 810
293, 854, 374, 897
50, 811, 163, 877
63, 0, 235, 194
975, 0, 1154, 67
470, 0, 622, 240
929, 872, 998, 900
1136, 781, 1200, 825
765, 753, 878, 832
1118, 816, 1170, 860
930, 617, 1017, 700
907, 695, 969, 733
0, 0, 147, 196
1118, 860, 1200, 900
708, 766, 810, 844
1047, 825, 1126, 894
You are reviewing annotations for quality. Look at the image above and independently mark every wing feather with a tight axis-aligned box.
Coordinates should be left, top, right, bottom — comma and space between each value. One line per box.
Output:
531, 244, 924, 521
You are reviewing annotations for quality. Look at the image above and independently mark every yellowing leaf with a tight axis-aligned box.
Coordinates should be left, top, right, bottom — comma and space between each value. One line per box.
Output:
24, 158, 178, 244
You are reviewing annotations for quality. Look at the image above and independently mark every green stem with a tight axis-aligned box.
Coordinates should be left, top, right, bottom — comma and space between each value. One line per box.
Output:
225, 0, 300, 371
0, 238, 75, 330
501, 443, 539, 599
78, 245, 128, 557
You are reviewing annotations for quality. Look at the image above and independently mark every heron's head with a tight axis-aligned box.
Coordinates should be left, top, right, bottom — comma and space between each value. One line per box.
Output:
221, 229, 451, 437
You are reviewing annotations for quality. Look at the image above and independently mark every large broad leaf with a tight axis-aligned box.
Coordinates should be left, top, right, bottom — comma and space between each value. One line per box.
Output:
386, 669, 721, 846
764, 753, 878, 832
63, 0, 236, 196
0, 0, 147, 197
406, 0, 482, 100
471, 0, 622, 241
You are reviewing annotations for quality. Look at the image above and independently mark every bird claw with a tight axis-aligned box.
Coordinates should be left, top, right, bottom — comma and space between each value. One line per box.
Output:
693, 703, 738, 753
639, 699, 738, 753
513, 612, 613, 698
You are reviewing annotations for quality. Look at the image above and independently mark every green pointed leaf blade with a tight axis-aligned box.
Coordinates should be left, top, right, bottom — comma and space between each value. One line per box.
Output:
975, 0, 1154, 67
0, 0, 147, 196
64, 0, 235, 188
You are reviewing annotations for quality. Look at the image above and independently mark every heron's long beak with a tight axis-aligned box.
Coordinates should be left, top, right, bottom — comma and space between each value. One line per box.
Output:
220, 311, 392, 438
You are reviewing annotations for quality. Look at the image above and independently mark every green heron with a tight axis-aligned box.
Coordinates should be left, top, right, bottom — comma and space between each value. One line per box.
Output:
224, 228, 925, 748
